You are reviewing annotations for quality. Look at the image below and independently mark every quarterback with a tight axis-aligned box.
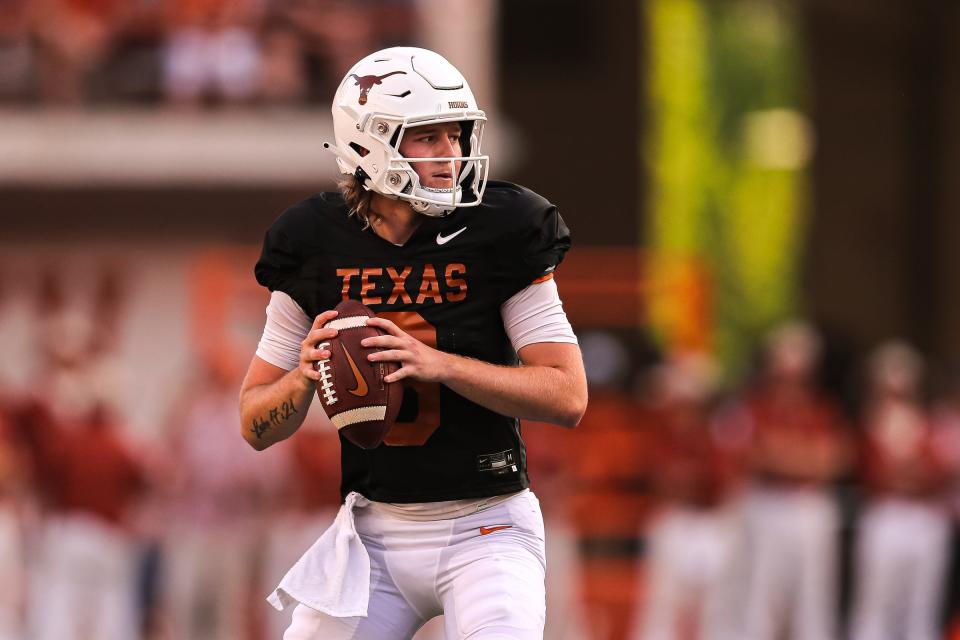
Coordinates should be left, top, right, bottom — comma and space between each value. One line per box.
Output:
239, 47, 587, 639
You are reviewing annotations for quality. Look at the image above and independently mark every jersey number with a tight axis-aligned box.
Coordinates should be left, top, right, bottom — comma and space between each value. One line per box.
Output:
379, 311, 442, 446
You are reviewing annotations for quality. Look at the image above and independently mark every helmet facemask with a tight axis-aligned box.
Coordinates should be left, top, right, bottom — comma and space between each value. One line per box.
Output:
385, 116, 489, 216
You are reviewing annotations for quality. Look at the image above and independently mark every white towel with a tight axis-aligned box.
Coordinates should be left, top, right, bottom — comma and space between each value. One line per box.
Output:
267, 492, 371, 617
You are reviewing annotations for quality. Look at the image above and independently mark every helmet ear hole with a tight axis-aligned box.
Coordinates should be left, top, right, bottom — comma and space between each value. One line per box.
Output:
388, 128, 402, 149
459, 121, 474, 156
349, 142, 370, 157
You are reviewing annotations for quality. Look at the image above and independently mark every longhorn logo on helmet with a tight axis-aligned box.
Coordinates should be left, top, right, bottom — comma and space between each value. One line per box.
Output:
350, 71, 407, 105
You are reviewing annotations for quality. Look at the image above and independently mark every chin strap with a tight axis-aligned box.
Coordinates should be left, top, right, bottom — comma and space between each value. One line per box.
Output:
354, 166, 372, 188
410, 198, 454, 217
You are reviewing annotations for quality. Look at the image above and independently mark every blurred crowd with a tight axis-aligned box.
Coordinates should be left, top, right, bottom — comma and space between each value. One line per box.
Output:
4, 269, 960, 640
0, 265, 345, 640
529, 324, 960, 640
0, 0, 416, 107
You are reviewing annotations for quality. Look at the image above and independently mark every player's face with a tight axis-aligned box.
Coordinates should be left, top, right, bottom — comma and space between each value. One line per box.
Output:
398, 122, 463, 190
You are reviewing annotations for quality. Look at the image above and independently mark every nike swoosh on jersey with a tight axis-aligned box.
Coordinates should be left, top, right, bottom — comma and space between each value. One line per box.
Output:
479, 524, 513, 535
436, 227, 467, 245
341, 343, 369, 397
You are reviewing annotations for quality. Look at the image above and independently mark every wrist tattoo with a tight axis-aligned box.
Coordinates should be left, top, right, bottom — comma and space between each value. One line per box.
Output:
250, 397, 299, 440
251, 417, 270, 439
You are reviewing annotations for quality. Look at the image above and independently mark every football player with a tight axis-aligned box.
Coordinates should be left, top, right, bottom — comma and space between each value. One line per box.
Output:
727, 322, 851, 640
850, 342, 950, 640
239, 47, 587, 639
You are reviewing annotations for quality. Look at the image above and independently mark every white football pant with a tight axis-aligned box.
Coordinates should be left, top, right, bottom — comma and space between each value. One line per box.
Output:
637, 505, 739, 640
849, 498, 950, 640
30, 513, 138, 640
0, 504, 21, 638
283, 491, 547, 639
739, 486, 840, 640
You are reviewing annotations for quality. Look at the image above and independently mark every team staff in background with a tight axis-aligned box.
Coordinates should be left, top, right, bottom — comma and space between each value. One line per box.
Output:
239, 47, 587, 639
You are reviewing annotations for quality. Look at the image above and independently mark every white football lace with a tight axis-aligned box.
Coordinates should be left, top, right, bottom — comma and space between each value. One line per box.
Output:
317, 342, 337, 405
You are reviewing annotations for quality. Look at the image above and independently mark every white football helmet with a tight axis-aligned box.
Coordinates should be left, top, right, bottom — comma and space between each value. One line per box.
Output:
325, 47, 490, 217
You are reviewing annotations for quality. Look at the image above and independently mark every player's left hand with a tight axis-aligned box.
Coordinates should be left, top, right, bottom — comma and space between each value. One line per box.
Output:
362, 317, 449, 384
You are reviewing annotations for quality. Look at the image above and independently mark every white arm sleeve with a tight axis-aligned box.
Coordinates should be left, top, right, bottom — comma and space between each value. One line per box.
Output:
255, 291, 312, 371
500, 278, 578, 352
257, 281, 577, 370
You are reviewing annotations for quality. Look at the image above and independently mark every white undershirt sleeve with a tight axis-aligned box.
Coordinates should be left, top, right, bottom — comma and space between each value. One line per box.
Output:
256, 291, 312, 371
257, 281, 577, 371
500, 278, 578, 353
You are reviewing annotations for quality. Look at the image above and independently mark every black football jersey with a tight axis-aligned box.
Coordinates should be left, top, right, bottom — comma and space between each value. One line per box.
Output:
254, 181, 571, 503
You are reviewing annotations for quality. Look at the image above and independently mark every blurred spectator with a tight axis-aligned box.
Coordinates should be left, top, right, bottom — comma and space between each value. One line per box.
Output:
265, 0, 376, 100
163, 0, 262, 106
0, 0, 33, 101
33, 266, 127, 426
850, 342, 951, 640
725, 321, 852, 640
28, 401, 147, 640
635, 353, 740, 640
161, 353, 283, 640
258, 9, 306, 104
260, 419, 341, 639
567, 332, 655, 640
30, 0, 131, 105
0, 0, 418, 106
0, 401, 25, 638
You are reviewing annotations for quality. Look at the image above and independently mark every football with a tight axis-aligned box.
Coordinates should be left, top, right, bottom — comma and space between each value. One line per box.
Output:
314, 299, 402, 449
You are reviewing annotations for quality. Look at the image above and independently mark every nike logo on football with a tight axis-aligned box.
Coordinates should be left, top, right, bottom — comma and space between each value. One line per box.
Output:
341, 343, 369, 397
479, 525, 513, 535
436, 227, 467, 245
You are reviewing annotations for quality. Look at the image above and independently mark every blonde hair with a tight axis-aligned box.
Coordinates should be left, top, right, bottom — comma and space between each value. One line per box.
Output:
338, 175, 376, 229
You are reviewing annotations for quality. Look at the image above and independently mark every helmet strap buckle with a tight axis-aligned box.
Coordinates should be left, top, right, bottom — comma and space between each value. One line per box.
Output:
354, 166, 372, 188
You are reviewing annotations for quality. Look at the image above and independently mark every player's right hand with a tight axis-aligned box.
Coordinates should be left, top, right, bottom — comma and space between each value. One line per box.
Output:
297, 310, 339, 385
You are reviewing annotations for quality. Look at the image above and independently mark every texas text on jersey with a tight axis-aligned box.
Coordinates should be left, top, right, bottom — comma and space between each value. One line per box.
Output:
255, 180, 571, 503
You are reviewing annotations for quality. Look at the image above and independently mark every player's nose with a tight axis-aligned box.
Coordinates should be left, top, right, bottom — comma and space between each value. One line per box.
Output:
436, 136, 458, 158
